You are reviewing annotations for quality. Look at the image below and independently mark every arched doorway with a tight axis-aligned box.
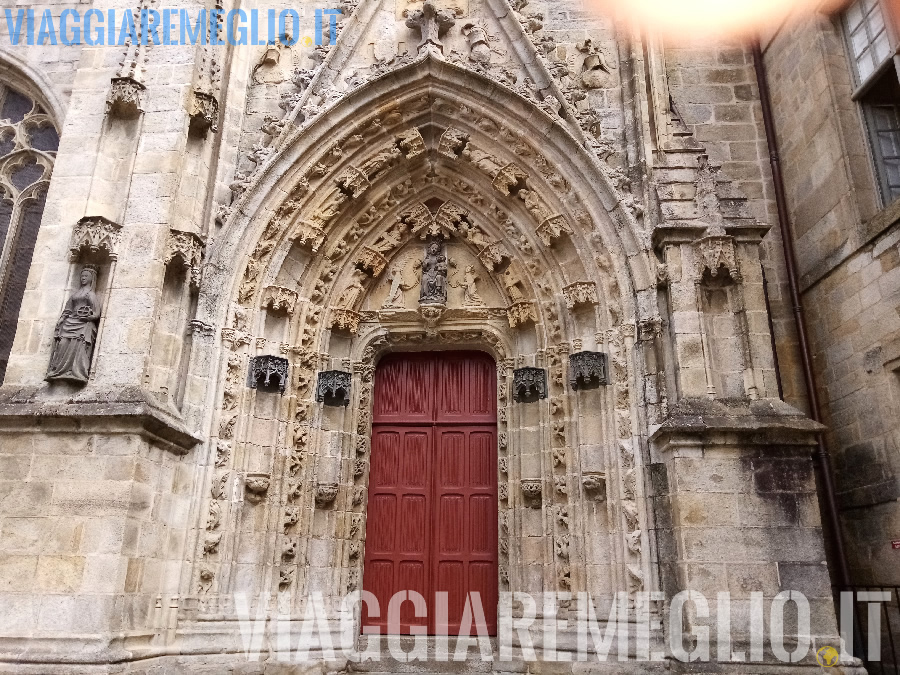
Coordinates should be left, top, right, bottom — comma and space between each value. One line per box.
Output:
362, 351, 498, 636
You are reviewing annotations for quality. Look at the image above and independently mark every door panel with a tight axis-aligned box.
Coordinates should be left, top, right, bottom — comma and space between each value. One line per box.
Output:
433, 425, 497, 635
363, 352, 498, 636
363, 426, 432, 633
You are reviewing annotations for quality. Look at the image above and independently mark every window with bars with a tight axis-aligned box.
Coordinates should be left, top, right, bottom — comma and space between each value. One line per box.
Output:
0, 84, 58, 384
842, 0, 900, 204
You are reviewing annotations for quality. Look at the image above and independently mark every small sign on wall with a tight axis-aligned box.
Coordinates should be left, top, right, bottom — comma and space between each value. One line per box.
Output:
892, 540, 900, 550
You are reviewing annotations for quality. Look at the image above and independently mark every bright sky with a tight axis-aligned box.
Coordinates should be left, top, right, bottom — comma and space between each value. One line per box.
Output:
585, 0, 826, 40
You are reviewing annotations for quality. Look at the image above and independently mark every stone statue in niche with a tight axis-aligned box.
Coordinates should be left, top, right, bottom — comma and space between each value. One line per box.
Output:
336, 270, 367, 310
46, 266, 102, 384
419, 239, 448, 305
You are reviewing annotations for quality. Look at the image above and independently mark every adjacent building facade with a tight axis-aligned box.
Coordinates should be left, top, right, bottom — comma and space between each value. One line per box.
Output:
0, 0, 895, 672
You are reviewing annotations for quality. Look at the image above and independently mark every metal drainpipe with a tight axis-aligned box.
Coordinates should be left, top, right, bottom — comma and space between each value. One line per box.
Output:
751, 41, 852, 588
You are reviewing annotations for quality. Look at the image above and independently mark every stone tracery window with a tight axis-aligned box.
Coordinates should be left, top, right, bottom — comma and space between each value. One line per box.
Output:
0, 83, 59, 383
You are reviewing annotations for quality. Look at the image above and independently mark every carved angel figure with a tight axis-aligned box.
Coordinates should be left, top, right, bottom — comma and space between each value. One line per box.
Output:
382, 257, 417, 309
46, 266, 102, 384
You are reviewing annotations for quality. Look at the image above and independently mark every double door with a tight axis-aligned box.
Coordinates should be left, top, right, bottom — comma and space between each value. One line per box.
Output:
362, 351, 498, 635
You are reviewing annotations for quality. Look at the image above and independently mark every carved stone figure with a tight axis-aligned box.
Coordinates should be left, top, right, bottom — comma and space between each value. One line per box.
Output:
384, 264, 407, 308
419, 240, 448, 305
406, 0, 456, 54
46, 266, 102, 384
462, 23, 491, 64
336, 270, 367, 310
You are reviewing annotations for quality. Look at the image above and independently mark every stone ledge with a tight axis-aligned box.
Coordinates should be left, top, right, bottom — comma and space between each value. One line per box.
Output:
0, 386, 202, 454
650, 397, 824, 451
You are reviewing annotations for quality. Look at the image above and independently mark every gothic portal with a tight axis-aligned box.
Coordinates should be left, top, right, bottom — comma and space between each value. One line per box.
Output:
0, 0, 868, 672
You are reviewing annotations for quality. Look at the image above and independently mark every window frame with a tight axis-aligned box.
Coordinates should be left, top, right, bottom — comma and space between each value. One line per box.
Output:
841, 0, 900, 206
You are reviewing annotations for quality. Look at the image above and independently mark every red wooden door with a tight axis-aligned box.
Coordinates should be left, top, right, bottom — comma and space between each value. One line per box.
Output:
363, 352, 498, 636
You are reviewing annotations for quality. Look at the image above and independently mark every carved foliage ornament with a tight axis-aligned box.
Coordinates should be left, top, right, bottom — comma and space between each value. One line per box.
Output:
563, 282, 599, 309
248, 355, 289, 394
316, 370, 352, 406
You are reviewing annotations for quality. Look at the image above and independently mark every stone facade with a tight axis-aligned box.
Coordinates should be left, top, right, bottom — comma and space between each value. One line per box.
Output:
760, 6, 900, 587
0, 0, 886, 672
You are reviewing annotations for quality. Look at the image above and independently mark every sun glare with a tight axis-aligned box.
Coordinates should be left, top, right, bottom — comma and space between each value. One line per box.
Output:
586, 0, 826, 40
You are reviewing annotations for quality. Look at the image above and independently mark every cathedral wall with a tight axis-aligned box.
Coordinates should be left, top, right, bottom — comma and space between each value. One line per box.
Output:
762, 10, 900, 585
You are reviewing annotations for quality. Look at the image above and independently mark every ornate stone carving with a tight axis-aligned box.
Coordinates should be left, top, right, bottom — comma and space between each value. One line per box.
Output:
69, 216, 122, 261
536, 215, 573, 247
316, 370, 352, 406
563, 282, 599, 309
215, 441, 231, 467
406, 0, 456, 55
521, 479, 543, 508
419, 239, 448, 305
106, 76, 145, 118
396, 128, 426, 159
507, 301, 537, 328
210, 472, 229, 500
283, 506, 300, 532
582, 473, 607, 501
202, 532, 221, 556
477, 242, 511, 272
206, 501, 222, 531
244, 473, 270, 504
329, 309, 361, 334
356, 247, 389, 277
513, 367, 547, 402
282, 539, 298, 560
462, 22, 491, 64
189, 90, 219, 135
570, 351, 609, 389
279, 567, 294, 588
438, 127, 468, 158
694, 234, 739, 281
248, 355, 289, 394
261, 286, 299, 315
46, 266, 102, 384
493, 164, 528, 197
336, 165, 370, 198
314, 483, 339, 508
164, 230, 205, 287
291, 221, 326, 252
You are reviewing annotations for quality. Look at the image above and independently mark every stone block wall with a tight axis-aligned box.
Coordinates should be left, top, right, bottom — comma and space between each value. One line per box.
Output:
0, 427, 197, 660
649, 400, 839, 661
762, 10, 900, 585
